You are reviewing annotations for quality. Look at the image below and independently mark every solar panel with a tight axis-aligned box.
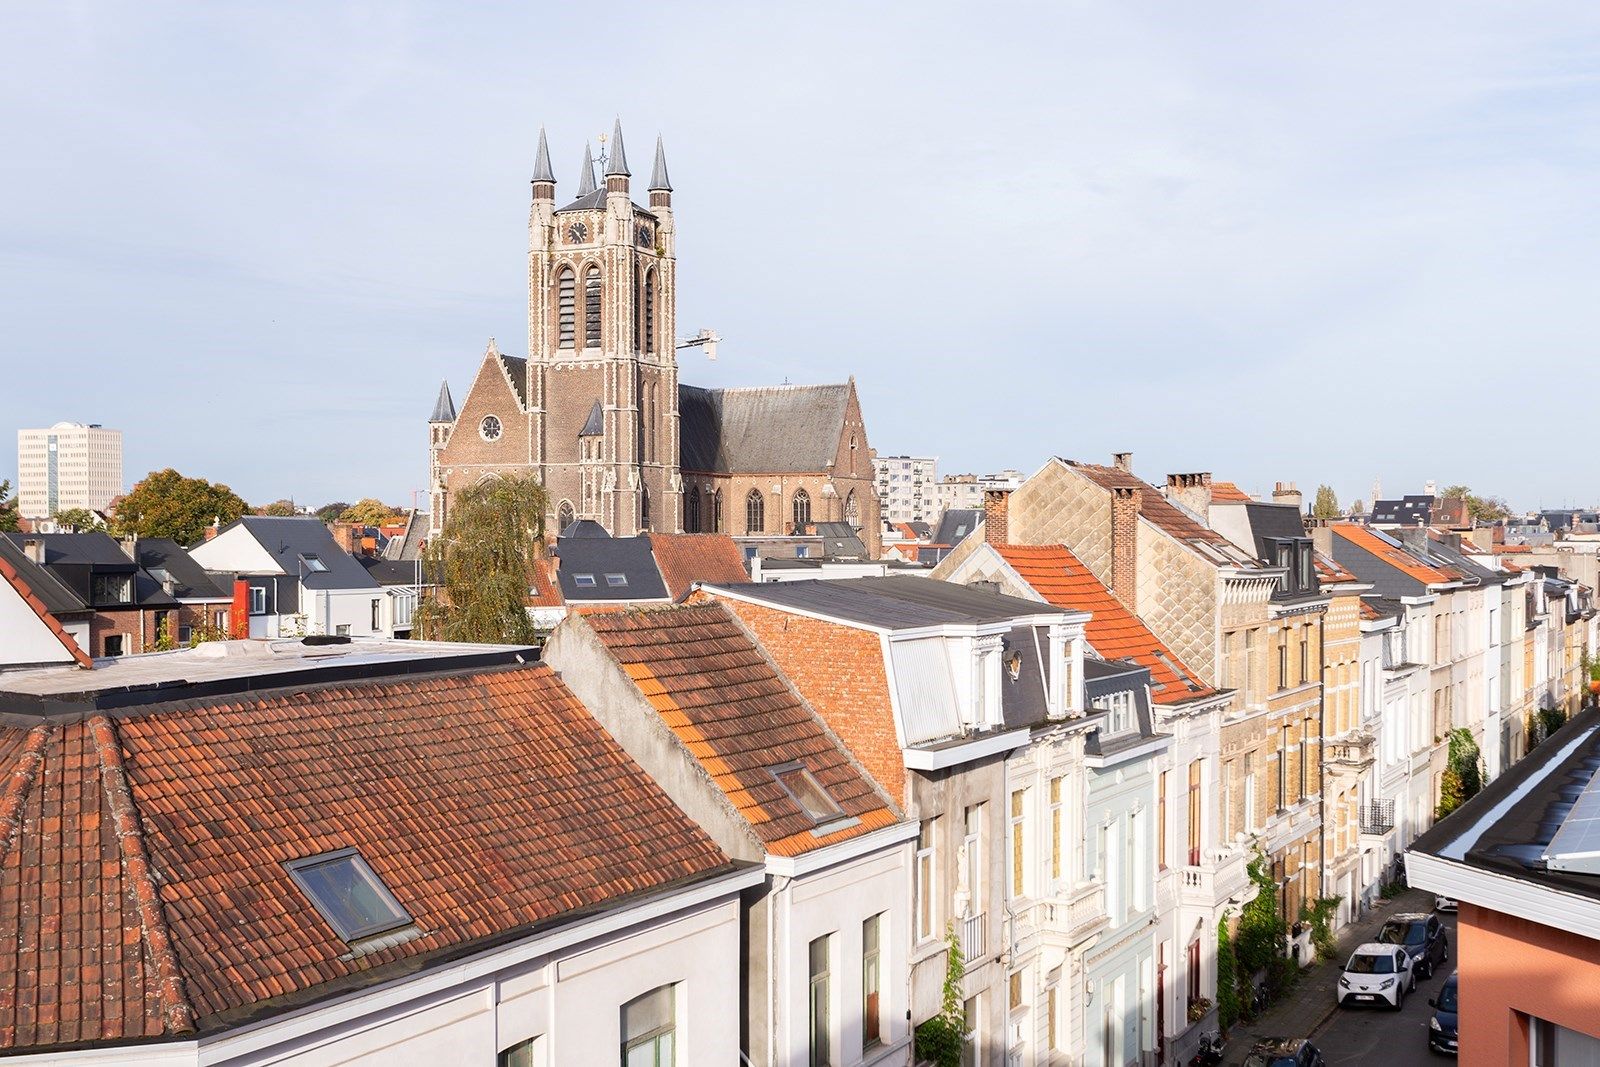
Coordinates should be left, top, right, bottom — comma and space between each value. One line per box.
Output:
1544, 765, 1600, 874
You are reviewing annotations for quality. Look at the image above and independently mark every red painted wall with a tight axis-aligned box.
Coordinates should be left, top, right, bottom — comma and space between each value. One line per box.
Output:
1458, 901, 1600, 1067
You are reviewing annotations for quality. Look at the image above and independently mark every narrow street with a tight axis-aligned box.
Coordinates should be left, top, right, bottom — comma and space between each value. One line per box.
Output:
1310, 911, 1457, 1066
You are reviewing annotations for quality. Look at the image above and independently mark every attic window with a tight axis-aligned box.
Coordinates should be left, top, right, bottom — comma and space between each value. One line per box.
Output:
573, 574, 597, 587
605, 573, 628, 587
285, 848, 411, 942
769, 763, 845, 824
300, 554, 329, 574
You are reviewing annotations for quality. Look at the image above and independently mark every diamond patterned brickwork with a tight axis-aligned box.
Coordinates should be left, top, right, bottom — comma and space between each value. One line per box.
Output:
1010, 461, 1113, 586
1135, 522, 1219, 683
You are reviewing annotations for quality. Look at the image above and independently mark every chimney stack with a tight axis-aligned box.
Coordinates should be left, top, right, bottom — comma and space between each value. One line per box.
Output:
1112, 451, 1134, 473
983, 488, 1011, 546
22, 538, 44, 565
1272, 481, 1303, 510
118, 534, 138, 562
1110, 486, 1141, 608
1166, 472, 1213, 519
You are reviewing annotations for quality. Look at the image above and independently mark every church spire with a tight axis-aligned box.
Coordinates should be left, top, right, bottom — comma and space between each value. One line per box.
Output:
429, 380, 456, 424
604, 117, 629, 176
532, 126, 555, 183
575, 143, 597, 197
648, 135, 671, 191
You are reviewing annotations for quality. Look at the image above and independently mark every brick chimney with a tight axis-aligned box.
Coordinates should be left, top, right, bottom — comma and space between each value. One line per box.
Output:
1272, 481, 1303, 509
1112, 451, 1134, 473
329, 523, 360, 555
1166, 472, 1213, 519
203, 518, 221, 542
983, 488, 1011, 546
1110, 486, 1141, 607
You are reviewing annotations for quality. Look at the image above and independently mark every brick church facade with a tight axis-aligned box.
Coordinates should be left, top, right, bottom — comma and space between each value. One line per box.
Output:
428, 121, 879, 555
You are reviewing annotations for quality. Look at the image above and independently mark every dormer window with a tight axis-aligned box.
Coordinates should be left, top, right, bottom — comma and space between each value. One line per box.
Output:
1094, 691, 1136, 735
285, 848, 412, 942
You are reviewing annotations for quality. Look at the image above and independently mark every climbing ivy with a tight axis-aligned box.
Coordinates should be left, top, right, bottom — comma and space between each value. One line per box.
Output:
1216, 909, 1240, 1030
913, 924, 966, 1067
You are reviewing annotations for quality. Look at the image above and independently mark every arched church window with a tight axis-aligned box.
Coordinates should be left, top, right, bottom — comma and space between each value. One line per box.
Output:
746, 489, 765, 534
641, 486, 650, 530
557, 267, 576, 349
644, 270, 656, 354
845, 490, 859, 527
712, 490, 723, 533
792, 488, 811, 532
557, 500, 575, 533
584, 266, 602, 347
686, 486, 701, 532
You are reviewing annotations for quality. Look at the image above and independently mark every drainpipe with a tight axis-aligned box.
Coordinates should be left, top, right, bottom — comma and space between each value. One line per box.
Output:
1318, 612, 1328, 916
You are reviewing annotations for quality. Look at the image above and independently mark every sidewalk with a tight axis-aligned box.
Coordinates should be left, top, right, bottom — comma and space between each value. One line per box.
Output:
1219, 888, 1434, 1063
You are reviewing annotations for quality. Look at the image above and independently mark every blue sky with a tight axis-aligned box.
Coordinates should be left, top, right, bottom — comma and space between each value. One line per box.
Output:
4, 3, 1599, 511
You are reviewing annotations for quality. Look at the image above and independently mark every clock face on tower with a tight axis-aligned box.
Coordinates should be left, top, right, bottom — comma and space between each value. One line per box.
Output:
635, 223, 653, 248
566, 221, 588, 243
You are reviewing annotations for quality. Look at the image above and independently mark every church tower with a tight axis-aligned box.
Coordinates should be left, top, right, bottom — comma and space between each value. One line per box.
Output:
526, 119, 680, 536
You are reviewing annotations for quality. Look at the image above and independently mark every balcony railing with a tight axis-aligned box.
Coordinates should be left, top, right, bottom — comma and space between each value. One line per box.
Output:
959, 911, 986, 963
1359, 800, 1395, 836
1065, 883, 1107, 940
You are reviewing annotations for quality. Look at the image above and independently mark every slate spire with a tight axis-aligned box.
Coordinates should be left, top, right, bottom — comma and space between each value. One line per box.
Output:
532, 126, 555, 183
604, 117, 629, 176
648, 134, 672, 192
575, 143, 597, 196
429, 380, 456, 424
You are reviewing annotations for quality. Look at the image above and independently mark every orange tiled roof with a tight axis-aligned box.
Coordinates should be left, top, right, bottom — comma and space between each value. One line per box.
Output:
994, 544, 1217, 705
584, 604, 897, 856
1314, 553, 1360, 585
1331, 524, 1463, 585
527, 557, 564, 607
1211, 481, 1253, 502
1359, 600, 1384, 620
645, 533, 750, 600
1494, 544, 1533, 554
1065, 461, 1235, 548
892, 522, 923, 542
0, 665, 729, 1051
0, 553, 91, 668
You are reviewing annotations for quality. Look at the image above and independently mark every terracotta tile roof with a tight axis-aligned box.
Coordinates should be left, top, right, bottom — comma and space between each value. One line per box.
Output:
0, 664, 729, 1052
892, 522, 922, 542
1494, 544, 1533, 554
644, 533, 750, 601
1314, 553, 1360, 585
526, 557, 565, 607
582, 604, 898, 856
1331, 524, 1464, 585
1064, 461, 1236, 548
994, 545, 1216, 705
1359, 600, 1384, 620
1211, 481, 1253, 502
0, 552, 91, 667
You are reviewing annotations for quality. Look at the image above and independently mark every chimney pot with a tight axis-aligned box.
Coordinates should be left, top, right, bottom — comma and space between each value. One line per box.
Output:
1112, 452, 1133, 473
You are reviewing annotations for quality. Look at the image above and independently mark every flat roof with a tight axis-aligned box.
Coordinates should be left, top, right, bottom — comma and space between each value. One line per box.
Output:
0, 637, 535, 718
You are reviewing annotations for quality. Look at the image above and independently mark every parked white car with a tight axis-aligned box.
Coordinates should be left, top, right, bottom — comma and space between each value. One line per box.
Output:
1336, 943, 1414, 1010
1435, 895, 1458, 913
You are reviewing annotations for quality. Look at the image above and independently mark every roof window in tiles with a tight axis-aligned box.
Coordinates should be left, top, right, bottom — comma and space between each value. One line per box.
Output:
605, 573, 628, 587
573, 574, 597, 587
770, 764, 845, 825
286, 848, 412, 942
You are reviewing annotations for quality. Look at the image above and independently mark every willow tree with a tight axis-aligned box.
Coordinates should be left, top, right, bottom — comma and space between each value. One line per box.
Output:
414, 476, 546, 645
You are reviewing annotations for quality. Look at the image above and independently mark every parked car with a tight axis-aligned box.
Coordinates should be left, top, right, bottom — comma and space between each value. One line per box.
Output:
1244, 1037, 1326, 1067
1435, 895, 1458, 913
1378, 911, 1449, 978
1337, 942, 1414, 1009
1428, 974, 1459, 1055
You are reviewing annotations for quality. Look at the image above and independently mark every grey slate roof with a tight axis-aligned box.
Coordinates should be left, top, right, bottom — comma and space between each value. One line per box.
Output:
430, 380, 456, 423
605, 118, 629, 176
218, 517, 379, 590
580, 400, 604, 437
575, 143, 597, 196
557, 187, 606, 213
3, 532, 179, 609
554, 534, 669, 602
560, 519, 611, 539
932, 509, 983, 548
0, 538, 88, 615
678, 383, 852, 474
814, 522, 867, 559
135, 539, 227, 600
1370, 496, 1433, 526
498, 353, 528, 409
712, 575, 1064, 631
649, 134, 671, 191
532, 127, 555, 183
381, 510, 426, 562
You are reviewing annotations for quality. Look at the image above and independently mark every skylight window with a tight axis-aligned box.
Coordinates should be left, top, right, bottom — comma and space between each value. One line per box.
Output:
770, 763, 845, 824
300, 554, 329, 573
605, 573, 628, 587
285, 848, 411, 942
573, 574, 597, 587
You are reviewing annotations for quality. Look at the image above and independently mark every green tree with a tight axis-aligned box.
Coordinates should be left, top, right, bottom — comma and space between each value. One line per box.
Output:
52, 507, 103, 531
0, 480, 18, 532
113, 469, 248, 545
255, 498, 298, 517
1311, 485, 1340, 519
1439, 484, 1512, 523
315, 501, 350, 523
414, 476, 545, 644
337, 498, 398, 528
154, 614, 176, 652
913, 924, 967, 1067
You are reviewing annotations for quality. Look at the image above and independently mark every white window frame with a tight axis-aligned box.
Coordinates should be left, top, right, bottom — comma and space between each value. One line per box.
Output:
1009, 787, 1031, 899
916, 820, 937, 944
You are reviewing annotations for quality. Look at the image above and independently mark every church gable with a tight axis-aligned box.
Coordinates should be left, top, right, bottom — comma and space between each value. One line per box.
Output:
440, 342, 532, 469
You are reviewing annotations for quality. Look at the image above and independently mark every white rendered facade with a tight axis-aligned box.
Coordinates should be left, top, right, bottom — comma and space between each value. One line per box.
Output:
873, 455, 938, 524
15, 422, 123, 518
